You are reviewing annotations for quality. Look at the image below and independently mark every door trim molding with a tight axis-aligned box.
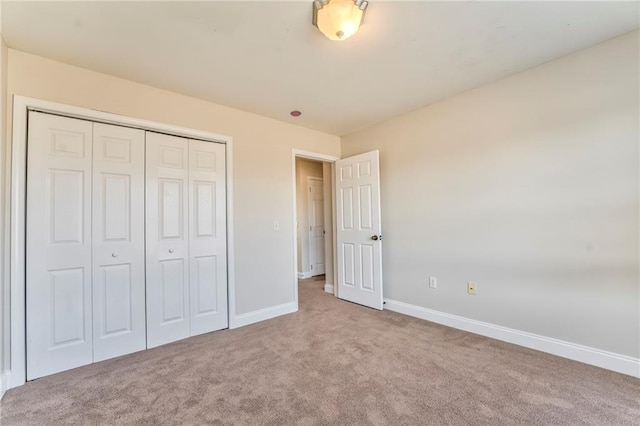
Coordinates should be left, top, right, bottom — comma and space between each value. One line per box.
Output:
8, 96, 235, 389
292, 150, 339, 309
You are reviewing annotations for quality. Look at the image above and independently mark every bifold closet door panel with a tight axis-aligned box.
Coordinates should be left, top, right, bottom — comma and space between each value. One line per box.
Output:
146, 132, 190, 348
26, 112, 94, 380
92, 123, 146, 362
189, 140, 228, 335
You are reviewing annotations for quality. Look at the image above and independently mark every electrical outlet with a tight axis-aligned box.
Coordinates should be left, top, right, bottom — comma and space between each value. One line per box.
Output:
467, 282, 477, 295
429, 277, 437, 288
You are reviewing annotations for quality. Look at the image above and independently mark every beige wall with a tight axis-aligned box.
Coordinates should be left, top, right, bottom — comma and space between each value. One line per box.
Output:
296, 158, 324, 274
5, 49, 340, 320
342, 31, 639, 358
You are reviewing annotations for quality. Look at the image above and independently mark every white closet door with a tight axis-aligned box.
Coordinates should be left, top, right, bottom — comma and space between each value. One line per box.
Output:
188, 140, 228, 335
92, 123, 146, 361
26, 112, 94, 380
146, 132, 190, 348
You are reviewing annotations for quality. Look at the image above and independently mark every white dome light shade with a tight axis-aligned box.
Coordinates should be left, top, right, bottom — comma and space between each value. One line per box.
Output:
312, 0, 369, 41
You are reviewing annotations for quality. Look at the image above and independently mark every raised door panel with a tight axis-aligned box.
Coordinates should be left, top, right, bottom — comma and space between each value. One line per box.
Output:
92, 123, 146, 362
341, 187, 354, 230
159, 179, 185, 239
160, 259, 187, 323
100, 264, 133, 335
342, 243, 356, 287
50, 170, 85, 243
193, 255, 217, 316
102, 174, 130, 241
313, 237, 325, 274
194, 182, 215, 237
50, 268, 87, 346
360, 244, 375, 291
312, 200, 324, 228
189, 140, 227, 336
358, 184, 373, 231
27, 112, 93, 380
146, 132, 190, 348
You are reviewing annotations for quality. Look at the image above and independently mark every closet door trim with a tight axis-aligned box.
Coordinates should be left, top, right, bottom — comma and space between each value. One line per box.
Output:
9, 96, 235, 389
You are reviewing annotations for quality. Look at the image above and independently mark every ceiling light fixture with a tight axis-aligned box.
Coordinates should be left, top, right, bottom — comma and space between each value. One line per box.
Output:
312, 0, 368, 41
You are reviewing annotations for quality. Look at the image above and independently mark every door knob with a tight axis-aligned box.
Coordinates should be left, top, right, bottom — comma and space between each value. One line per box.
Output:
111, 253, 118, 258
168, 248, 175, 253
371, 235, 378, 241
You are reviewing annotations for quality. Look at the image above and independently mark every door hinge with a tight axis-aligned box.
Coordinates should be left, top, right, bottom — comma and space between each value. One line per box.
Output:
311, 265, 313, 270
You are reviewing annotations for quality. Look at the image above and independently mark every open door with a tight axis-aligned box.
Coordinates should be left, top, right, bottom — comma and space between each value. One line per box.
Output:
308, 177, 325, 276
335, 150, 383, 310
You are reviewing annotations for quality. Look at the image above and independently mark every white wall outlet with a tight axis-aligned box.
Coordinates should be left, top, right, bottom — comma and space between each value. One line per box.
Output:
429, 277, 437, 288
273, 220, 280, 231
467, 282, 477, 295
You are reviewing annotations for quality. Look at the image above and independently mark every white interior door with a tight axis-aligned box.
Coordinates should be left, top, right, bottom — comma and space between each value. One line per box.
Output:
92, 123, 146, 361
308, 177, 325, 276
146, 132, 190, 348
335, 150, 383, 310
26, 112, 94, 379
188, 140, 228, 335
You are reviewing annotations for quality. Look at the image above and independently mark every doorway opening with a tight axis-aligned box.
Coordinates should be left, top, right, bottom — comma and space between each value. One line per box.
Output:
293, 152, 337, 302
291, 148, 383, 312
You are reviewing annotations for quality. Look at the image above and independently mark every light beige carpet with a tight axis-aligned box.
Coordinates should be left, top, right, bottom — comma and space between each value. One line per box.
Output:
1, 277, 639, 425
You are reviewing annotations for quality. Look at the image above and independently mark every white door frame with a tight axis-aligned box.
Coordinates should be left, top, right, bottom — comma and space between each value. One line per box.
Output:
307, 176, 324, 277
8, 96, 236, 389
292, 150, 339, 307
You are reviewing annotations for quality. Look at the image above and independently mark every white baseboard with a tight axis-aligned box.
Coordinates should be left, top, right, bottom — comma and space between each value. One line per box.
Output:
230, 301, 298, 329
297, 271, 312, 279
1, 370, 10, 399
324, 283, 334, 294
384, 298, 640, 378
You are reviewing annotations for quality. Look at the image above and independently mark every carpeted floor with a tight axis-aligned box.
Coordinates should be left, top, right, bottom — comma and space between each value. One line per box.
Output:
1, 277, 639, 425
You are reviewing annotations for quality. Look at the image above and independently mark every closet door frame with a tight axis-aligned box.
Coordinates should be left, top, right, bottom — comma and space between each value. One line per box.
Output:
9, 96, 236, 389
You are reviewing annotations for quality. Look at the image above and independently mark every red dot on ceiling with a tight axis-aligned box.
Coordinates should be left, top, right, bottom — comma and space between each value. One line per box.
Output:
290, 110, 302, 117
